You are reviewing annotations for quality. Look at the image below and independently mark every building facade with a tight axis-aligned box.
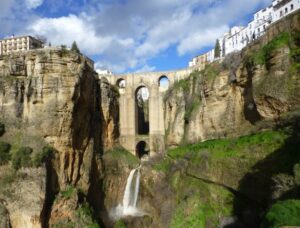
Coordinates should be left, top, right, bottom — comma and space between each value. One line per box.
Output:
189, 0, 300, 68
0, 36, 43, 56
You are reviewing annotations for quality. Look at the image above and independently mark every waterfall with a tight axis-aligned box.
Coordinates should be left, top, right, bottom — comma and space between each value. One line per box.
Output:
123, 168, 139, 209
110, 167, 145, 220
133, 169, 140, 207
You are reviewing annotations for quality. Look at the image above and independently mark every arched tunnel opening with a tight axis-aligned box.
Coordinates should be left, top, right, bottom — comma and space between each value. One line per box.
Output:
136, 141, 149, 159
135, 86, 149, 135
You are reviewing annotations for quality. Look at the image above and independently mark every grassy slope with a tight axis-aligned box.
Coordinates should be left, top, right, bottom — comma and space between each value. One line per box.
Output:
152, 126, 300, 227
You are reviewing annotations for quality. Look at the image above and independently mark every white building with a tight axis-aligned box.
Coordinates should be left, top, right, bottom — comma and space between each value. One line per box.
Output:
272, 0, 300, 21
223, 26, 245, 55
0, 35, 43, 56
188, 0, 300, 67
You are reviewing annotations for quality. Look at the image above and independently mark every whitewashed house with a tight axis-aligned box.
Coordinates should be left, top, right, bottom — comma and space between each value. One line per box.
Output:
272, 0, 300, 22
188, 0, 300, 67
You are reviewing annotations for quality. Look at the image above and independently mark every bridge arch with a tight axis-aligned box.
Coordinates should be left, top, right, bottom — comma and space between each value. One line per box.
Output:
116, 78, 126, 88
136, 141, 149, 158
135, 86, 150, 135
158, 75, 170, 88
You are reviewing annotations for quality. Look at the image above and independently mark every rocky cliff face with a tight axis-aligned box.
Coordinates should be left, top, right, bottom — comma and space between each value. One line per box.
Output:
100, 78, 120, 150
164, 11, 300, 147
0, 49, 119, 227
0, 49, 101, 190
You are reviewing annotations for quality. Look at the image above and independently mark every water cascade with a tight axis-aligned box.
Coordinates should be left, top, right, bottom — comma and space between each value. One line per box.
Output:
110, 167, 145, 220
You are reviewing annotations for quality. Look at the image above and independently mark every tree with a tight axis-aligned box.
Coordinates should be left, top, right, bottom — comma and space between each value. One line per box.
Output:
214, 39, 221, 58
71, 41, 80, 54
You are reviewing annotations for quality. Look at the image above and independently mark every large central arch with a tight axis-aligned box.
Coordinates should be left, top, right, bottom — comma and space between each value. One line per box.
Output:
135, 86, 150, 135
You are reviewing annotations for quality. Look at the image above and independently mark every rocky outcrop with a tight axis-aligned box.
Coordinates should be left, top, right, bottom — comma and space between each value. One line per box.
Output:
0, 201, 10, 228
0, 166, 46, 228
0, 49, 118, 227
0, 49, 101, 192
164, 11, 300, 147
100, 78, 119, 150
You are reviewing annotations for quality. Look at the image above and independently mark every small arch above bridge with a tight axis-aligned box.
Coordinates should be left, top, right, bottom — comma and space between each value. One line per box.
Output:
158, 75, 169, 88
116, 78, 126, 88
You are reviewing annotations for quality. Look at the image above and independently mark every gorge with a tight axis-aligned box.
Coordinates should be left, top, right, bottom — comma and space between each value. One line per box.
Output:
0, 9, 300, 228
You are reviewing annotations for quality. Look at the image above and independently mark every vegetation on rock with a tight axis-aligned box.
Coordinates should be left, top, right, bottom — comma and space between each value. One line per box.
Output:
32, 146, 54, 167
71, 41, 81, 54
75, 202, 100, 228
106, 146, 139, 167
152, 121, 300, 227
0, 142, 11, 165
262, 200, 300, 228
114, 220, 127, 228
12, 146, 33, 170
249, 32, 291, 67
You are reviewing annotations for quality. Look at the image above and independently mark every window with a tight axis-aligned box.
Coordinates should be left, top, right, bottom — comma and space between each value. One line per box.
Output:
291, 4, 294, 10
285, 8, 288, 13
280, 11, 283, 17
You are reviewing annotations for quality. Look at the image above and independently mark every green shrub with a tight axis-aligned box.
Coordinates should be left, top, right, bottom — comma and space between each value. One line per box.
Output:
60, 45, 69, 57
32, 146, 54, 167
12, 147, 33, 170
76, 202, 99, 228
184, 98, 201, 122
153, 158, 172, 173
0, 142, 11, 165
0, 123, 5, 136
250, 32, 291, 67
108, 147, 139, 166
262, 200, 300, 228
60, 185, 76, 199
114, 220, 127, 228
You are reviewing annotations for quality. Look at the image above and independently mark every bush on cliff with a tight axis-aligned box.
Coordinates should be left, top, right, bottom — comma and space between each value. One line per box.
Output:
107, 146, 139, 167
262, 200, 300, 228
76, 202, 99, 228
12, 146, 33, 170
32, 146, 54, 167
250, 32, 290, 67
0, 142, 11, 165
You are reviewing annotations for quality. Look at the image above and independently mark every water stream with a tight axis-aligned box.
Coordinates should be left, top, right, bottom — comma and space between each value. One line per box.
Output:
110, 166, 145, 220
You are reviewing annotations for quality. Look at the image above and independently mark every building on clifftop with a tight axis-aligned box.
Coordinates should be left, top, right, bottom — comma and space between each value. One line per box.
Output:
188, 0, 300, 68
0, 35, 44, 56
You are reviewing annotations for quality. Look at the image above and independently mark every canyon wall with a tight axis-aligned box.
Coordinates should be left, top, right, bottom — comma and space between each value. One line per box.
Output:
164, 11, 300, 147
0, 49, 119, 227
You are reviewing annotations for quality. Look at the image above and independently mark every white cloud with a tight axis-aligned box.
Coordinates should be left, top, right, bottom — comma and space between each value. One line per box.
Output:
177, 25, 229, 56
17, 0, 271, 73
135, 64, 156, 73
25, 0, 43, 9
28, 15, 112, 55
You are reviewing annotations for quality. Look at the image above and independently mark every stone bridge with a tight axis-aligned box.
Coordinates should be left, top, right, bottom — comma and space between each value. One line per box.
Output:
105, 68, 193, 157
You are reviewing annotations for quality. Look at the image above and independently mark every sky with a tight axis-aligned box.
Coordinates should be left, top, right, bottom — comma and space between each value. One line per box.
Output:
0, 0, 271, 73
